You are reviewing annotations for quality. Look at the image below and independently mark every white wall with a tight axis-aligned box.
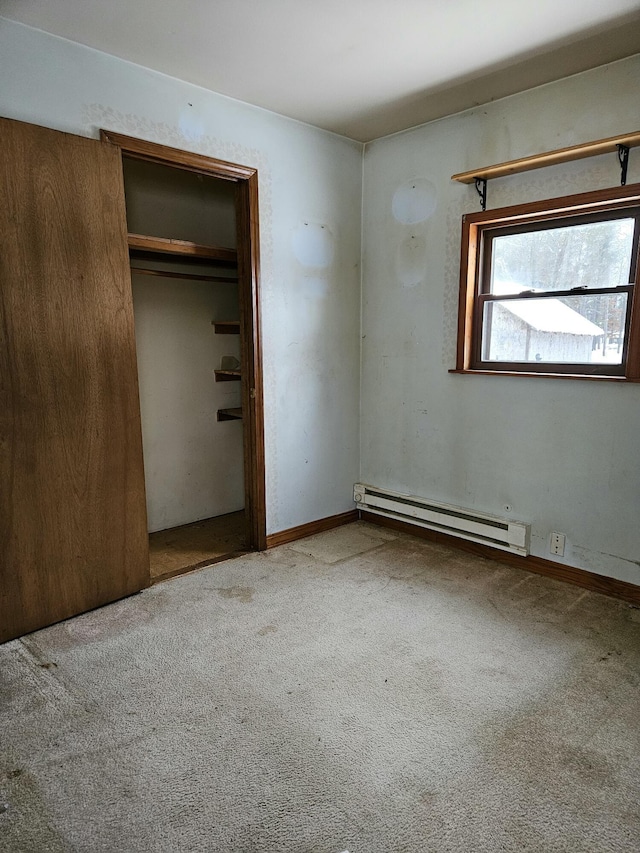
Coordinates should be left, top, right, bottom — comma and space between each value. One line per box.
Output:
0, 17, 363, 536
361, 54, 640, 584
132, 275, 243, 532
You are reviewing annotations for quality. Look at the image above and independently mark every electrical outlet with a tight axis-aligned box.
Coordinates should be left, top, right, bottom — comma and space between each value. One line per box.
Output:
550, 531, 565, 556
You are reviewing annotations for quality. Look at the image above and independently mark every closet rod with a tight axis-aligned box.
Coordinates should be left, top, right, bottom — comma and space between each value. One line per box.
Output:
131, 266, 238, 284
451, 130, 640, 184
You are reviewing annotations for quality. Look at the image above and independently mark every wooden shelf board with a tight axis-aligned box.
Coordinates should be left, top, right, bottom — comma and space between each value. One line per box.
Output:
128, 233, 237, 266
214, 369, 241, 382
132, 266, 237, 284
212, 320, 240, 334
452, 130, 640, 185
217, 407, 243, 421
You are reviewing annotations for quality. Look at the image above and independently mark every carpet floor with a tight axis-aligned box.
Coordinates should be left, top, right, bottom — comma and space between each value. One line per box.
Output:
1, 521, 639, 852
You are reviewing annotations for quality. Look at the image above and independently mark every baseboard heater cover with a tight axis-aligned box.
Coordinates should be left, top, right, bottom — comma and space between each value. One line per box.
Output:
354, 484, 530, 556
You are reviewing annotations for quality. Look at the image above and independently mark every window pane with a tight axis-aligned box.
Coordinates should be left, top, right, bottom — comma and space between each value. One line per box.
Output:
490, 219, 635, 295
482, 293, 628, 364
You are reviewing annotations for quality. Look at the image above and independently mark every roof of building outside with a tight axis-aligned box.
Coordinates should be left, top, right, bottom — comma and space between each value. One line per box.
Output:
500, 298, 605, 336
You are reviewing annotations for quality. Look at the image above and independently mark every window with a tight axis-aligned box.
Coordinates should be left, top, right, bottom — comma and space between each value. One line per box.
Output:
454, 183, 640, 379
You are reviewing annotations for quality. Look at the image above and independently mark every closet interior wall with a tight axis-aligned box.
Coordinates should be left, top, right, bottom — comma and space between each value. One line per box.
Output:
123, 158, 244, 534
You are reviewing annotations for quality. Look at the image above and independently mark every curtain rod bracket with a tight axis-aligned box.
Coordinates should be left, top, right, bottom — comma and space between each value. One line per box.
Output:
617, 144, 630, 186
474, 177, 487, 211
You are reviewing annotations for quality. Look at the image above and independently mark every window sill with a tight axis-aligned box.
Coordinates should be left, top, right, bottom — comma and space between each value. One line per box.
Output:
449, 369, 640, 383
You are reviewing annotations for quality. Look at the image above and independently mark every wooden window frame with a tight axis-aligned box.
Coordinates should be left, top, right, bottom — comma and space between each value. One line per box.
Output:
452, 182, 640, 382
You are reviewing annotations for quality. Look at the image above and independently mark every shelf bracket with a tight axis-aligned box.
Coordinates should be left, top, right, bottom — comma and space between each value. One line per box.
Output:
617, 144, 630, 186
474, 177, 487, 211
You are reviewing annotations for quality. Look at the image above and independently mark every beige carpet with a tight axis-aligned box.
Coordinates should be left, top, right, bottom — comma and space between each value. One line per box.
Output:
1, 521, 639, 852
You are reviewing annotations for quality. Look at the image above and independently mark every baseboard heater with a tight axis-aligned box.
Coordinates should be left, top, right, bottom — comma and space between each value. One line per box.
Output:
354, 483, 530, 556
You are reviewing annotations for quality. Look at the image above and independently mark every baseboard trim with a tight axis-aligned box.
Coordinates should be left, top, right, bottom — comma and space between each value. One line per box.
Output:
360, 510, 640, 606
266, 509, 359, 549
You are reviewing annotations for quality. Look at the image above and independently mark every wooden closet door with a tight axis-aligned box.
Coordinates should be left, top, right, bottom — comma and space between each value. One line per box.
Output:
0, 118, 149, 643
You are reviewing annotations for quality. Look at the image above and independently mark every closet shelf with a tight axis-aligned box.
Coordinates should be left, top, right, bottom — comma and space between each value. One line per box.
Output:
214, 369, 242, 381
217, 407, 243, 421
132, 267, 237, 284
212, 320, 240, 334
128, 233, 237, 267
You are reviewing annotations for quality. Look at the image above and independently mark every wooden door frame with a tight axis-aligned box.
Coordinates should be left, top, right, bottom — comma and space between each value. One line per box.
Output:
100, 131, 267, 551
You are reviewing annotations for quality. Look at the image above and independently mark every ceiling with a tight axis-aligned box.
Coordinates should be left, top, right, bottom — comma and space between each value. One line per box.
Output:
3, 0, 640, 141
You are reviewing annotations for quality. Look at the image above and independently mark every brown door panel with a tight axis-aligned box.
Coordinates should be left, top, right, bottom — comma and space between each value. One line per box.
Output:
0, 118, 149, 642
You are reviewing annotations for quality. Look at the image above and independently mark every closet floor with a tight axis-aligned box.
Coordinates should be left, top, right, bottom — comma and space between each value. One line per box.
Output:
149, 511, 247, 581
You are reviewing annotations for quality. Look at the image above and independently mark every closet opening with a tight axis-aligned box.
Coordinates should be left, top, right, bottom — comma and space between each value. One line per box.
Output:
101, 131, 266, 581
